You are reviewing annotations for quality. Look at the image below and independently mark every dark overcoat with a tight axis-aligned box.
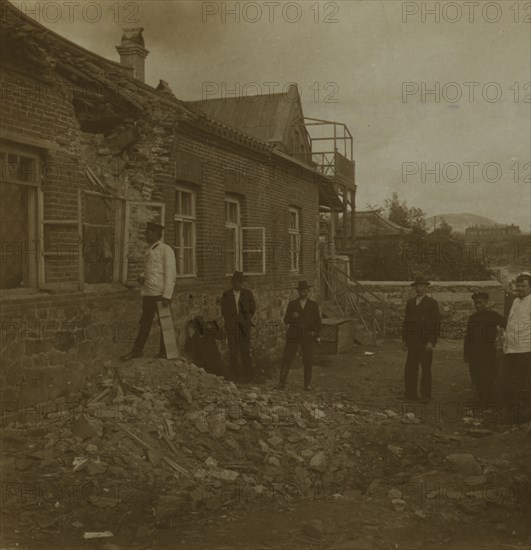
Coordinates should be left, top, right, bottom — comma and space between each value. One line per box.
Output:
284, 298, 321, 342
402, 295, 440, 349
221, 288, 256, 331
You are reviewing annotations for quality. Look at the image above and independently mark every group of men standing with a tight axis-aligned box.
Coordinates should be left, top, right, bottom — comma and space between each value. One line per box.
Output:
120, 221, 321, 390
120, 222, 529, 418
402, 272, 531, 422
221, 271, 321, 390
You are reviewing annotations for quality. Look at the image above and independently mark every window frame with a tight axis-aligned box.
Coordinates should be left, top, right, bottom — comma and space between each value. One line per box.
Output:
174, 186, 197, 278
288, 206, 301, 273
0, 143, 41, 289
241, 226, 266, 276
225, 196, 242, 275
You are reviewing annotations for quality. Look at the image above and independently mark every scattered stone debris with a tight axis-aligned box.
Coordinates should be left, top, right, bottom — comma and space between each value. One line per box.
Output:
466, 428, 494, 438
387, 445, 403, 457
309, 450, 327, 472
387, 488, 402, 499
2, 355, 528, 546
445, 453, 482, 475
83, 531, 114, 539
302, 519, 324, 539
391, 498, 407, 512
402, 412, 420, 424
0, 356, 415, 540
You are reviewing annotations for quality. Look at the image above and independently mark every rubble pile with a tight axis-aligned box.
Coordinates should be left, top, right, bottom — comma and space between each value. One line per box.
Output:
0, 358, 414, 535
3, 356, 528, 544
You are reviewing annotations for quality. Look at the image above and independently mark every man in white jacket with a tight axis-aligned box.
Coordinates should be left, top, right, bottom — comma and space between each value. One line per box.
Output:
121, 221, 177, 361
499, 271, 531, 423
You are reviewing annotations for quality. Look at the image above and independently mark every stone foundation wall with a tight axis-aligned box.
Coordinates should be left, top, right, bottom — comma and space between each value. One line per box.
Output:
357, 281, 505, 340
0, 281, 311, 408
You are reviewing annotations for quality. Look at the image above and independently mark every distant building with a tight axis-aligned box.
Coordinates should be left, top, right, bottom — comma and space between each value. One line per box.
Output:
465, 224, 521, 238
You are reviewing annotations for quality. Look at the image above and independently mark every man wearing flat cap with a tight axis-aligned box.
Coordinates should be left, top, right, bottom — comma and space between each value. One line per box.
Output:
402, 276, 440, 402
277, 280, 321, 391
121, 221, 177, 361
463, 291, 506, 406
221, 271, 257, 382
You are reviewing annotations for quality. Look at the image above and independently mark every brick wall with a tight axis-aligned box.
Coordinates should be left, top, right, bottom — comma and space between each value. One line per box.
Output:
81, 120, 321, 289
0, 283, 309, 408
163, 131, 320, 288
0, 288, 136, 407
0, 67, 79, 154
1, 64, 84, 286
0, 52, 323, 410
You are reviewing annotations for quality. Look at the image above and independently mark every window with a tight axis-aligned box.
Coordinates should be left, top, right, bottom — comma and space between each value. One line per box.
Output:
225, 196, 241, 274
288, 207, 301, 272
0, 145, 40, 289
242, 227, 266, 275
174, 187, 196, 276
224, 196, 266, 275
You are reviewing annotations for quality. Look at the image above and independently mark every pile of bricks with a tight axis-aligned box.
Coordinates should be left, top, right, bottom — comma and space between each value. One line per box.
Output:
0, 356, 411, 539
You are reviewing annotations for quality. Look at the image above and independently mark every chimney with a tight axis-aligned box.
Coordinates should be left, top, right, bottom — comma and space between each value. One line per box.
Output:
116, 28, 149, 83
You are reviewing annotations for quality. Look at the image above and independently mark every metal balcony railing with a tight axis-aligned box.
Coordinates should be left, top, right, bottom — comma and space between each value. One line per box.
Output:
289, 118, 354, 181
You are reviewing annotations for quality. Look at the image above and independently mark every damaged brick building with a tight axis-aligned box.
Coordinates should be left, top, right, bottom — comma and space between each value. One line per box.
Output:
0, 2, 356, 406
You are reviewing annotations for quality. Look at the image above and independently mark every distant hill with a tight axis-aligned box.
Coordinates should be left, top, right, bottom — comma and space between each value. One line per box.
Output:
426, 213, 498, 233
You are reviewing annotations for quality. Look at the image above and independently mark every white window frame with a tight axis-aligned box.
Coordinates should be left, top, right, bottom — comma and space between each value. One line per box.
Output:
225, 196, 242, 274
241, 227, 266, 276
174, 186, 196, 277
288, 207, 301, 272
224, 197, 266, 276
0, 143, 41, 289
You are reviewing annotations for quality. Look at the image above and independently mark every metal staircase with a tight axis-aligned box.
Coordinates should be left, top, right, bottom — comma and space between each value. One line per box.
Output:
320, 263, 388, 346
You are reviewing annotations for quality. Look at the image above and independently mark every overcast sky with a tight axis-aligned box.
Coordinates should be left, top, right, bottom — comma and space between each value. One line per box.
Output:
21, 0, 531, 229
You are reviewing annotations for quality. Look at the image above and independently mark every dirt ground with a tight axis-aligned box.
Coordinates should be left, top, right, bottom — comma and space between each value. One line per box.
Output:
158, 340, 530, 550
1, 339, 530, 550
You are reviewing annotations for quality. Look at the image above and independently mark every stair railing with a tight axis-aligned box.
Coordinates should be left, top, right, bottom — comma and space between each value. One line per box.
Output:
320, 263, 388, 340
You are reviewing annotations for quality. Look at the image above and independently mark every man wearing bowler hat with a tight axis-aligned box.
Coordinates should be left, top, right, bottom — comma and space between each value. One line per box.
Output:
463, 291, 506, 406
120, 221, 176, 361
402, 275, 440, 402
277, 280, 321, 391
221, 271, 257, 382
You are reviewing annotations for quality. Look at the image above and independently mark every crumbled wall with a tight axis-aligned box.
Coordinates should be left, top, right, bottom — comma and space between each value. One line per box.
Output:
0, 29, 323, 410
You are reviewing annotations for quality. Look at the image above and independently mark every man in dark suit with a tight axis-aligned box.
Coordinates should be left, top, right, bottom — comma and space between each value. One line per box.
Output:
277, 280, 321, 391
463, 292, 506, 406
402, 275, 441, 402
221, 271, 257, 382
